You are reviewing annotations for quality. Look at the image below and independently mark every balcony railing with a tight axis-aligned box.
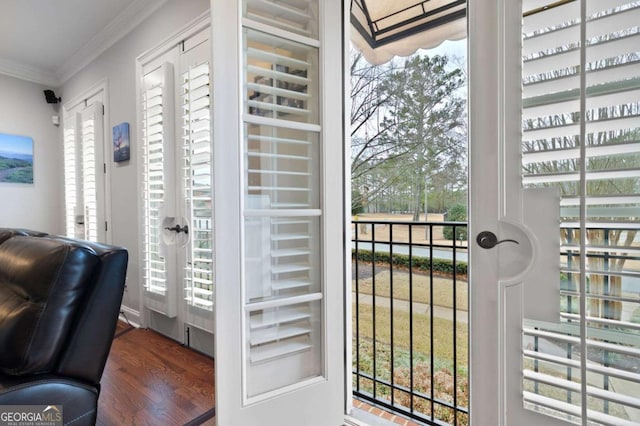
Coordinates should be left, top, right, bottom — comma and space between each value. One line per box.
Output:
351, 219, 640, 425
351, 219, 469, 426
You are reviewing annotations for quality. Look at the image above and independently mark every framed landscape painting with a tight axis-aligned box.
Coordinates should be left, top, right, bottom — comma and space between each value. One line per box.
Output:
0, 133, 34, 184
113, 122, 130, 162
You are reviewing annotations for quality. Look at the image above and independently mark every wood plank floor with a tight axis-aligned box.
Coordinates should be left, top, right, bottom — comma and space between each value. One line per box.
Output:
97, 322, 215, 426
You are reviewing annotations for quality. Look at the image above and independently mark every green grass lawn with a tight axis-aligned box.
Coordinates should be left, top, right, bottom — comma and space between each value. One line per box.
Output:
353, 269, 468, 311
353, 303, 468, 372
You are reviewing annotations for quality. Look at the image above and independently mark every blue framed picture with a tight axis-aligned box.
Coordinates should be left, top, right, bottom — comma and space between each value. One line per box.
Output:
113, 122, 130, 162
0, 133, 34, 184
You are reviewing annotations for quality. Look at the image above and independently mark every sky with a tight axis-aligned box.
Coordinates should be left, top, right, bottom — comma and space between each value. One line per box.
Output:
0, 132, 33, 154
375, 37, 468, 74
423, 38, 467, 60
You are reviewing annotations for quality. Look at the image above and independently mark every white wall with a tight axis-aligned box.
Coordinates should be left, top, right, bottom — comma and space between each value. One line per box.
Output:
61, 0, 209, 320
0, 74, 63, 234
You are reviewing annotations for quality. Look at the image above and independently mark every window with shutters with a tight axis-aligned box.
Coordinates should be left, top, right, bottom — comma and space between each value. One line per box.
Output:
521, 1, 640, 423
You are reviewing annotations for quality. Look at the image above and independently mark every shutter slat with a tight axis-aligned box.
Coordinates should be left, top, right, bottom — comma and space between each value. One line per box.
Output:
523, 0, 632, 33
523, 141, 640, 163
524, 60, 640, 99
524, 6, 640, 55
523, 33, 640, 77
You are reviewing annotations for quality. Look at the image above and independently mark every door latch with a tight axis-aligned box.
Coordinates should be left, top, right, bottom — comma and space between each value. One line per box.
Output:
476, 231, 519, 249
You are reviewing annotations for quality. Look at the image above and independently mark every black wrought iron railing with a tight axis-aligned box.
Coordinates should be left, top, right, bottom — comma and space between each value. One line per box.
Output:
351, 219, 469, 426
350, 220, 640, 425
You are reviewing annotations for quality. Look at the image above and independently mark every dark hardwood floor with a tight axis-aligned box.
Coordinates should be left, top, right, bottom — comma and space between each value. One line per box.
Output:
97, 322, 215, 426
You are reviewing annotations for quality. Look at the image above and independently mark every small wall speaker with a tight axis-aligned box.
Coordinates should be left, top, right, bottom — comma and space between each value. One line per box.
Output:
44, 90, 61, 104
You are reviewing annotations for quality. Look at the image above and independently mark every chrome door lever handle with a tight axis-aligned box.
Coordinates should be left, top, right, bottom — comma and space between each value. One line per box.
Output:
476, 231, 519, 249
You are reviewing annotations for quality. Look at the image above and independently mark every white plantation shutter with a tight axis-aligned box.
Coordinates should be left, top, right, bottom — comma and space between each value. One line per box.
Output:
63, 113, 79, 238
142, 62, 178, 318
521, 0, 640, 423
80, 103, 105, 242
241, 1, 324, 399
182, 56, 215, 332
62, 88, 108, 244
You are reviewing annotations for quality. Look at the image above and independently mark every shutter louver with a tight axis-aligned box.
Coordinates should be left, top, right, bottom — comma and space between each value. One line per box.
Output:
244, 0, 317, 39
63, 114, 78, 238
522, 1, 640, 423
182, 60, 215, 332
245, 28, 317, 124
80, 102, 105, 242
142, 63, 178, 318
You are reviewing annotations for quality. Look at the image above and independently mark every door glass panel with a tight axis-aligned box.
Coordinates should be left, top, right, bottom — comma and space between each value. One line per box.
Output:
584, 0, 640, 422
522, 0, 640, 423
241, 2, 323, 402
245, 298, 322, 397
245, 214, 320, 303
521, 0, 584, 421
245, 124, 319, 209
244, 0, 318, 40
244, 28, 318, 124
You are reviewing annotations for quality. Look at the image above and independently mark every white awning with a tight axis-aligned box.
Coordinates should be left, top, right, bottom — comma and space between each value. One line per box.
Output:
350, 0, 467, 64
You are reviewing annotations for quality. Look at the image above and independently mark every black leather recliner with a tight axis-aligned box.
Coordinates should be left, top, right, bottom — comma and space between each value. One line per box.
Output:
0, 228, 128, 425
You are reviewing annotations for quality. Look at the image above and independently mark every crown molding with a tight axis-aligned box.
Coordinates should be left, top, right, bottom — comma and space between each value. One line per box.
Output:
56, 0, 169, 84
0, 57, 58, 87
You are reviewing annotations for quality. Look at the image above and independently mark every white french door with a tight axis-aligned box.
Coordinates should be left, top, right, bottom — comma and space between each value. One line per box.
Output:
139, 22, 215, 355
62, 91, 109, 243
470, 0, 640, 425
212, 0, 345, 424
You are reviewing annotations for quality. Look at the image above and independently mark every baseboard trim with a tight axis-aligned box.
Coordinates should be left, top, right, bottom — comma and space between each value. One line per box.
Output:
119, 305, 141, 328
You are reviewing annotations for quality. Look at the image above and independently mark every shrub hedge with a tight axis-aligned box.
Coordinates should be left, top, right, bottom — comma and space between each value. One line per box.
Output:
352, 249, 468, 276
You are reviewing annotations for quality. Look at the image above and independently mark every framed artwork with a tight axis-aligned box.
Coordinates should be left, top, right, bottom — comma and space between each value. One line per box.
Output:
0, 133, 33, 184
113, 122, 130, 162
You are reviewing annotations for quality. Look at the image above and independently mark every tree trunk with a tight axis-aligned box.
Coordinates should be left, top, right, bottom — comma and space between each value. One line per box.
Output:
412, 177, 423, 221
